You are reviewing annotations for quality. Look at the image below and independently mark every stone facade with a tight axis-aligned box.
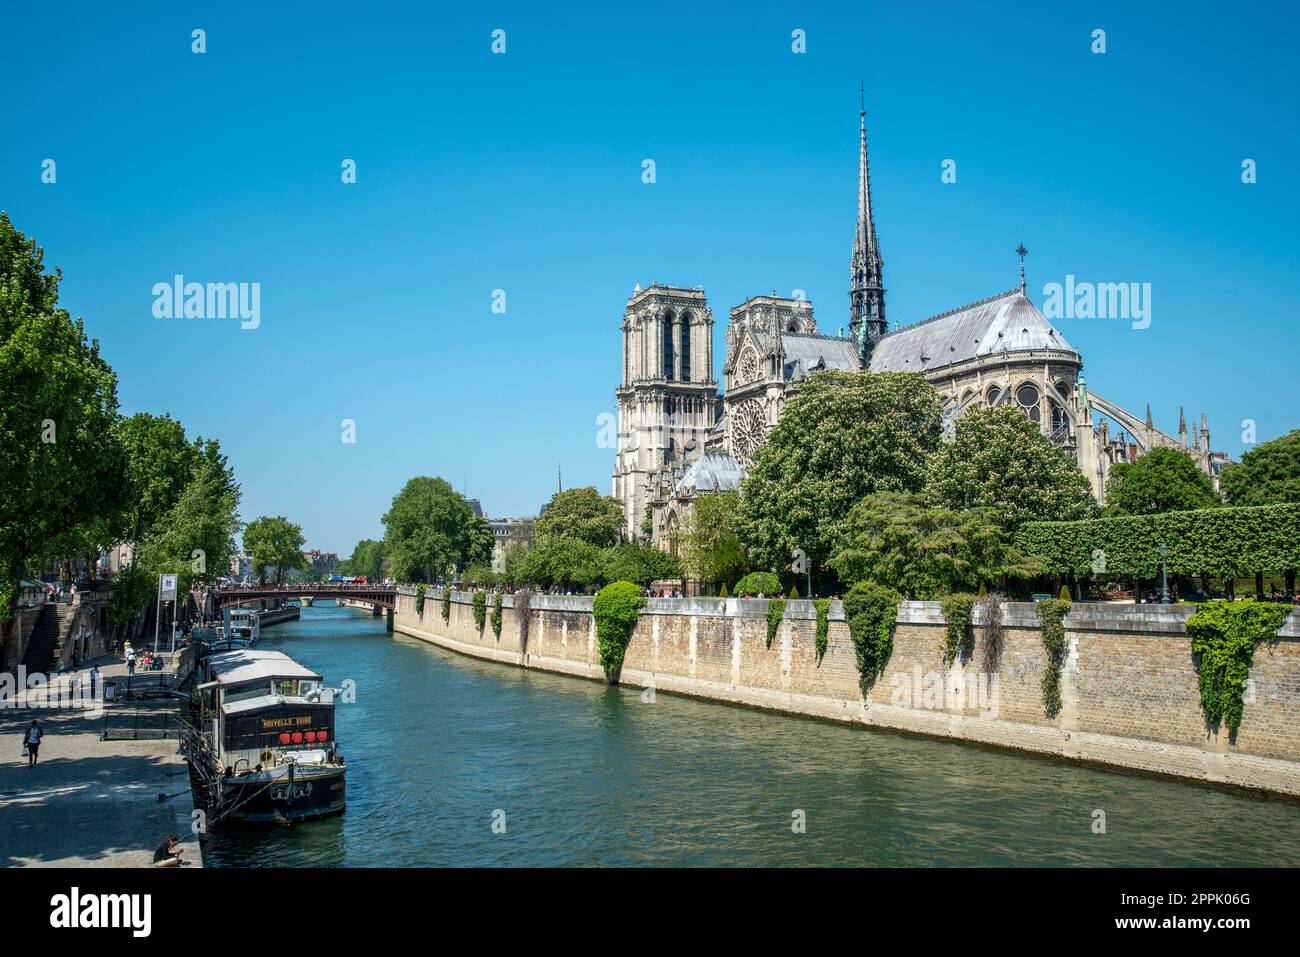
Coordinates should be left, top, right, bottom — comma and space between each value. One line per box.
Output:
394, 588, 1300, 795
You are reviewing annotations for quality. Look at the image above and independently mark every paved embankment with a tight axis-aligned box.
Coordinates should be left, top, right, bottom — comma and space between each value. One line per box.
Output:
0, 659, 201, 868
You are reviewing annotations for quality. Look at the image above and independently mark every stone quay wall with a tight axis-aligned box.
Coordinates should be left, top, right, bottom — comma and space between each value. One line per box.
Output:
392, 587, 1300, 796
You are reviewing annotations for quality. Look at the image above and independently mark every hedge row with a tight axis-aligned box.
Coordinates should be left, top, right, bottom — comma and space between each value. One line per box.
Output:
1013, 504, 1299, 578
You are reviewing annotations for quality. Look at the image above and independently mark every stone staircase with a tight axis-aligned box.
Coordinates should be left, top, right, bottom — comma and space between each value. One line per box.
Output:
21, 603, 62, 674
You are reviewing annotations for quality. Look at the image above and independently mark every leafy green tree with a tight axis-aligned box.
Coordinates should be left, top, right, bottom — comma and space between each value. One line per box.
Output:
1104, 447, 1220, 515
507, 537, 606, 590
736, 370, 943, 579
0, 212, 126, 606
243, 515, 308, 584
114, 413, 200, 543
925, 406, 1098, 527
680, 491, 747, 591
601, 542, 680, 587
829, 492, 1038, 598
1219, 429, 1300, 506
340, 538, 387, 581
535, 486, 624, 547
135, 440, 241, 592
382, 477, 488, 582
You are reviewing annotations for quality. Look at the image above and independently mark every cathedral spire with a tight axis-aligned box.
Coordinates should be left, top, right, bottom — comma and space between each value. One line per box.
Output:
849, 85, 886, 366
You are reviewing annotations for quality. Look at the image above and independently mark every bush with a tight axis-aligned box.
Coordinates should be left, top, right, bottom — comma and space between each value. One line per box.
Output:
788, 584, 800, 599
415, 583, 426, 617
940, 593, 978, 666
472, 590, 487, 632
1059, 584, 1071, 601
441, 585, 451, 623
766, 598, 787, 649
842, 581, 900, 687
593, 581, 646, 683
490, 591, 503, 639
734, 572, 781, 597
1013, 504, 1300, 579
1036, 598, 1072, 718
719, 582, 730, 598
1186, 599, 1290, 734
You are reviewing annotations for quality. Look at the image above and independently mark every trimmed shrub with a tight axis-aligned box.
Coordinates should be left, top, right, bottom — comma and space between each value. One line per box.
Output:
594, 581, 646, 683
1186, 599, 1290, 733
842, 581, 900, 687
734, 572, 781, 597
719, 582, 730, 598
788, 584, 800, 599
1013, 504, 1300, 579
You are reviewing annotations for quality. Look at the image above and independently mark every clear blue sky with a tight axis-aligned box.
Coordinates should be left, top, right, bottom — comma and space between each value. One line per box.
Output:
3, 1, 1297, 554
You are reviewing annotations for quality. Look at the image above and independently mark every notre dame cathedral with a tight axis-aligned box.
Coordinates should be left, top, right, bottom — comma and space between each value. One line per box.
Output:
612, 101, 1225, 554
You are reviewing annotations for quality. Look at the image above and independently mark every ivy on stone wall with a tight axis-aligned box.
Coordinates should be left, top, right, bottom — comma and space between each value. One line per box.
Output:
940, 593, 977, 666
813, 599, 831, 661
1036, 598, 1071, 718
415, 583, 426, 617
472, 590, 487, 633
441, 586, 451, 624
1013, 504, 1300, 579
515, 589, 532, 652
1186, 599, 1290, 734
975, 592, 1005, 674
842, 581, 900, 688
490, 591, 503, 639
766, 598, 787, 649
594, 581, 645, 684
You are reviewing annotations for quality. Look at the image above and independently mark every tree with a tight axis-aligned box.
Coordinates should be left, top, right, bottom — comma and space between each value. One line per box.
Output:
828, 492, 1038, 598
535, 487, 624, 547
736, 370, 943, 578
601, 541, 681, 587
114, 413, 200, 543
1103, 447, 1220, 515
382, 477, 482, 582
243, 515, 307, 584
680, 491, 747, 591
507, 537, 605, 590
1219, 429, 1300, 507
0, 212, 125, 616
340, 538, 387, 581
925, 406, 1098, 527
135, 440, 241, 593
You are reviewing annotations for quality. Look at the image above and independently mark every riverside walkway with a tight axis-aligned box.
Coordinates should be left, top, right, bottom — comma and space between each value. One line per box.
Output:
0, 658, 201, 868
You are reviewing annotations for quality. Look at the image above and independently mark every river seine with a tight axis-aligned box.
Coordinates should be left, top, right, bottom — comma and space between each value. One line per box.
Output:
201, 605, 1300, 867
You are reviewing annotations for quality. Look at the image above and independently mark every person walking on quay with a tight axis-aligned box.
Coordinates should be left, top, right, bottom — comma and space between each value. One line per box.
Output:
127, 650, 136, 676
23, 720, 44, 767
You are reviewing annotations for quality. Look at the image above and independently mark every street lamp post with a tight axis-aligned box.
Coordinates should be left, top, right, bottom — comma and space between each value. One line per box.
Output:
1158, 543, 1171, 604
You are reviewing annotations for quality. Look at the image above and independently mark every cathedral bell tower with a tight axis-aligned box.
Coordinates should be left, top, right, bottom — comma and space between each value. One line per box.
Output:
612, 284, 718, 542
848, 88, 887, 366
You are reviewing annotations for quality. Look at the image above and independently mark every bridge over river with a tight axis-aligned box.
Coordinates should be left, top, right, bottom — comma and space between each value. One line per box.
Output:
214, 584, 397, 627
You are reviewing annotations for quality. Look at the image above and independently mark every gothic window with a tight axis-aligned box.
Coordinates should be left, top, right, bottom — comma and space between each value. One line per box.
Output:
1016, 383, 1041, 422
1055, 381, 1071, 401
1050, 399, 1069, 439
680, 315, 692, 382
986, 386, 1001, 406
731, 398, 767, 468
739, 348, 760, 385
662, 313, 675, 380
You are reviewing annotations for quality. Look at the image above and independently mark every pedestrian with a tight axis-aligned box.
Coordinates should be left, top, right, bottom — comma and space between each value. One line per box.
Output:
89, 665, 99, 697
23, 720, 43, 767
127, 651, 136, 676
